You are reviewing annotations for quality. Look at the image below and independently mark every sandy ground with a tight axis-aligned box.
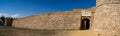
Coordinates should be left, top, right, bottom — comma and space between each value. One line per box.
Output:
0, 27, 97, 36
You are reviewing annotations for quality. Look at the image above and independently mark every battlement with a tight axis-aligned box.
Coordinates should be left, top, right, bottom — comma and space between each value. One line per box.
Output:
97, 0, 120, 6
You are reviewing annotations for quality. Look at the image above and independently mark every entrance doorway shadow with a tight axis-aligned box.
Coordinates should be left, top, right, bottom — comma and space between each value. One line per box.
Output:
80, 18, 90, 30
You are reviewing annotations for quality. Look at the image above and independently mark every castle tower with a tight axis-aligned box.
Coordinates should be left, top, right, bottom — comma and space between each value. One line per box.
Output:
92, 0, 120, 36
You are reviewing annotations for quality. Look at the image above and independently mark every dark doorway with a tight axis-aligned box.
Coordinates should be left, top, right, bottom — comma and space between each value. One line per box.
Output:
80, 18, 90, 30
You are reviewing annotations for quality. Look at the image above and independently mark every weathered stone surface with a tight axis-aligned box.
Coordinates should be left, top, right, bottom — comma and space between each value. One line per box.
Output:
92, 4, 120, 36
13, 12, 81, 30
97, 0, 120, 6
11, 0, 120, 36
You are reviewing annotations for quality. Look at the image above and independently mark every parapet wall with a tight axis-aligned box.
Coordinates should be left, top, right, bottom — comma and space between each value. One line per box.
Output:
12, 11, 81, 30
97, 0, 120, 6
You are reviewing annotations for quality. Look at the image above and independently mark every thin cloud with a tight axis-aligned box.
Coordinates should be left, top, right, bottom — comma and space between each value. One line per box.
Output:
0, 13, 22, 18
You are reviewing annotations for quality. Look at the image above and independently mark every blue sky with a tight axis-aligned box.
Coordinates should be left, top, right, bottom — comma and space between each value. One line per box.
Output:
0, 0, 96, 18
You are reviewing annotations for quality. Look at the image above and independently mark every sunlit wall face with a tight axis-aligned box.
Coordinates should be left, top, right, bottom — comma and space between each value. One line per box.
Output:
92, 0, 120, 36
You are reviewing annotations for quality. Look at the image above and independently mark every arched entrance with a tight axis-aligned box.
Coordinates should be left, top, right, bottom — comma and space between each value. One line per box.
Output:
80, 18, 90, 30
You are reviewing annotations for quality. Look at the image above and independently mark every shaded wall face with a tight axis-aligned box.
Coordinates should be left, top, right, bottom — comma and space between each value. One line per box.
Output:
92, 4, 120, 36
0, 17, 5, 26
0, 20, 3, 26
13, 12, 81, 30
0, 18, 14, 26
4, 18, 14, 26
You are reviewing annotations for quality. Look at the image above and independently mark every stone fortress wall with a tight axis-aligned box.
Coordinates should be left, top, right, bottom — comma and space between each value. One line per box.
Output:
13, 11, 82, 30
92, 0, 120, 36
96, 0, 120, 6
4, 0, 120, 36
12, 9, 93, 30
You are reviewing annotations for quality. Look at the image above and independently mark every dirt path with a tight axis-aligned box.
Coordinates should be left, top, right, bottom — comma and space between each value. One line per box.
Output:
0, 27, 97, 36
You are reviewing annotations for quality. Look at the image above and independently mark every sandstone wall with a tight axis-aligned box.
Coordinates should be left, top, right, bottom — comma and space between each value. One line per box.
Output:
92, 0, 120, 36
12, 11, 81, 30
97, 0, 120, 6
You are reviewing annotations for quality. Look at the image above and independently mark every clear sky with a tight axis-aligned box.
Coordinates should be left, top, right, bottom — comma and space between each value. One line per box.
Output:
0, 0, 96, 18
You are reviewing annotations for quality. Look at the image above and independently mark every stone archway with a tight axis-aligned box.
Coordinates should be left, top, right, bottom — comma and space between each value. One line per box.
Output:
80, 18, 90, 30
